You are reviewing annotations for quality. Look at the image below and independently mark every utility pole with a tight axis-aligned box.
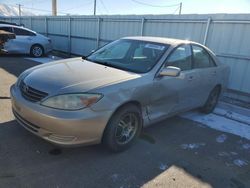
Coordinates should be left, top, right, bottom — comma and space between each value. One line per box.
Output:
179, 2, 182, 15
94, 0, 96, 16
52, 0, 57, 16
16, 4, 22, 17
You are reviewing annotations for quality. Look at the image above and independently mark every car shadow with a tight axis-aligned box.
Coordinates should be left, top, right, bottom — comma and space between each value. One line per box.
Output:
0, 117, 249, 188
0, 54, 41, 78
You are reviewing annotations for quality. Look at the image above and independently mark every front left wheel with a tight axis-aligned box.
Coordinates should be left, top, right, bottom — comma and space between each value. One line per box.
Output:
30, 44, 44, 57
103, 104, 142, 152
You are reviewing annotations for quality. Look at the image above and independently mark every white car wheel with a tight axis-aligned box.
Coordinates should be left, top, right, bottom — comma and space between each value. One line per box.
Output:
31, 45, 44, 57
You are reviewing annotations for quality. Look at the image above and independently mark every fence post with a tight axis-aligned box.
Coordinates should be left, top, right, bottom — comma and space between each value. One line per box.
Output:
96, 17, 101, 49
140, 17, 145, 36
203, 17, 211, 45
68, 17, 71, 56
30, 17, 32, 29
45, 17, 47, 36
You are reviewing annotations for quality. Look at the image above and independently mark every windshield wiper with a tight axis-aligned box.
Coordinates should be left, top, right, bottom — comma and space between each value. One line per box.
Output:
91, 60, 130, 71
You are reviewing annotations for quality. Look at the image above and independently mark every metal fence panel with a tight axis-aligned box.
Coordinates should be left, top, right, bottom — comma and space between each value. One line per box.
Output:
30, 17, 46, 33
100, 19, 141, 41
47, 17, 68, 35
71, 18, 98, 39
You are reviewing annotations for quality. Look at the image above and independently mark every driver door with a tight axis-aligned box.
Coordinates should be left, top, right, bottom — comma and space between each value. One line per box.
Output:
148, 44, 200, 122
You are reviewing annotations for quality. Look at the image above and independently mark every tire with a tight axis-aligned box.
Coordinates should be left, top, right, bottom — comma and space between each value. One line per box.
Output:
103, 104, 142, 152
30, 44, 44, 57
200, 86, 220, 114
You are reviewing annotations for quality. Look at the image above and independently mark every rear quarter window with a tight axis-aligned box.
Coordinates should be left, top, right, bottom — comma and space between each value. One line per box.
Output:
13, 28, 36, 36
0, 27, 13, 32
192, 45, 216, 68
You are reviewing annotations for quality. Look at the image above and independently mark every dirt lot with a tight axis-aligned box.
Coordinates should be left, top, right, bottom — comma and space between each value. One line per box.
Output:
0, 56, 249, 188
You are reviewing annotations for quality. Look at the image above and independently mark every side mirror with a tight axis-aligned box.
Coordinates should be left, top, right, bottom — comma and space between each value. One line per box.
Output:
159, 66, 181, 77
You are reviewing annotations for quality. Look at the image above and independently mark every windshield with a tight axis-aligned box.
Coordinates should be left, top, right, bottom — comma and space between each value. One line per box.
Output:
86, 39, 169, 73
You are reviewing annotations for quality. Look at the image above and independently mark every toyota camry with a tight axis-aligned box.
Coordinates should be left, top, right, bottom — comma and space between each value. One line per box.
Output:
10, 36, 230, 152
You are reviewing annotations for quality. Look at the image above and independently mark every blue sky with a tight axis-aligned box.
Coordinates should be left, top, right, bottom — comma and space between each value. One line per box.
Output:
1, 0, 250, 15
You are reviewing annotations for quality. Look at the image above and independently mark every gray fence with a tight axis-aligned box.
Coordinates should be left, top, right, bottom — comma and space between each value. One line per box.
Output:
1, 14, 250, 102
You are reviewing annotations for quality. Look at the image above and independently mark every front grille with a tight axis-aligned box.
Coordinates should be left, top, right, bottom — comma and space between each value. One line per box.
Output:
13, 109, 40, 133
19, 80, 48, 102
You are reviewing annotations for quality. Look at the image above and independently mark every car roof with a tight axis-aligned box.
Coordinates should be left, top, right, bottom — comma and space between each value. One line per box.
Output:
122, 36, 188, 45
122, 36, 197, 46
0, 24, 36, 33
122, 36, 217, 59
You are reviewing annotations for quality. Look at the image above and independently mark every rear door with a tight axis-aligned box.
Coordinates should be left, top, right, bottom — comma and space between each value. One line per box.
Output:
148, 44, 200, 122
11, 27, 36, 53
191, 44, 218, 105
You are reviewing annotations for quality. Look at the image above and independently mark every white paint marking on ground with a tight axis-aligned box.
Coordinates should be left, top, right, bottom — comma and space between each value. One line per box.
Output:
180, 143, 206, 150
25, 56, 62, 64
216, 134, 228, 143
233, 159, 249, 167
181, 110, 250, 140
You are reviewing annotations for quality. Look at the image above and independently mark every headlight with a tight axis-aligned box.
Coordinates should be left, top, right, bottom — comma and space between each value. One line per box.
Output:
41, 93, 103, 110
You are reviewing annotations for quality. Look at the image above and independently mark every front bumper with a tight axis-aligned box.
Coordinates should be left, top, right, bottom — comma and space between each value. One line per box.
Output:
10, 84, 112, 147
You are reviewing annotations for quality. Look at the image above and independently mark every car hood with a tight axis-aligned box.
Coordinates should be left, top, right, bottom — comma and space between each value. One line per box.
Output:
23, 57, 140, 94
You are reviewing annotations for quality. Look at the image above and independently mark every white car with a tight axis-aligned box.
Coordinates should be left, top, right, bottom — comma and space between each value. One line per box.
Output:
0, 22, 52, 57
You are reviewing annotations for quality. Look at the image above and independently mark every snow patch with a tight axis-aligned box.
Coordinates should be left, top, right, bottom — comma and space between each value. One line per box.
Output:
181, 110, 250, 140
242, 143, 250, 150
216, 134, 227, 143
214, 108, 250, 126
25, 56, 62, 64
233, 159, 249, 167
111, 174, 119, 182
218, 151, 230, 157
181, 143, 206, 150
230, 152, 238, 156
159, 163, 168, 171
218, 151, 238, 157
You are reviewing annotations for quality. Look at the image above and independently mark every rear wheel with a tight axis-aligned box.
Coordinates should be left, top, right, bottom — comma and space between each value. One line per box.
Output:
200, 86, 220, 114
103, 104, 142, 152
30, 44, 44, 57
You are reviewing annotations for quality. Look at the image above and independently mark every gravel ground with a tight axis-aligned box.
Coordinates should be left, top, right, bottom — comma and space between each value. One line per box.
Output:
0, 55, 249, 188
